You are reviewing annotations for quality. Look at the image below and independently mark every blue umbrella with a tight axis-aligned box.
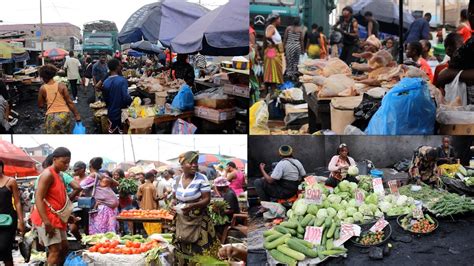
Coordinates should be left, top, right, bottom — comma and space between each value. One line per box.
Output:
126, 49, 144, 57
171, 0, 249, 56
118, 0, 209, 46
130, 40, 164, 55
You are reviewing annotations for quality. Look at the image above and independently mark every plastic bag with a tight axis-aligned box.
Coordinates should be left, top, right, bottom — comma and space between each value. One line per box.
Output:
444, 70, 467, 106
64, 251, 87, 266
72, 122, 86, 134
171, 84, 194, 111
172, 119, 197, 134
250, 101, 270, 135
260, 201, 286, 219
365, 78, 436, 135
436, 105, 474, 124
319, 74, 355, 97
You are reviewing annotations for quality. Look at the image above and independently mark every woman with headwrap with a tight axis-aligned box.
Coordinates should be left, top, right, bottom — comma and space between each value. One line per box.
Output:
88, 171, 119, 234
171, 151, 219, 265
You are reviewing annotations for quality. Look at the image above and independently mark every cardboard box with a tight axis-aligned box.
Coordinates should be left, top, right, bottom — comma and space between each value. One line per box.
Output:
194, 106, 236, 123
223, 84, 250, 98
330, 96, 363, 134
194, 98, 235, 109
439, 124, 474, 135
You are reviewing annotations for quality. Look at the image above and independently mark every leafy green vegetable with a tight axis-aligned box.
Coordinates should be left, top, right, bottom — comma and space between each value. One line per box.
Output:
293, 199, 308, 216
118, 178, 138, 195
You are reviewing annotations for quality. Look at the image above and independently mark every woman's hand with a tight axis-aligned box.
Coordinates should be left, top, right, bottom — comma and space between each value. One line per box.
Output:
18, 221, 25, 237
181, 203, 194, 215
44, 222, 55, 238
259, 163, 266, 170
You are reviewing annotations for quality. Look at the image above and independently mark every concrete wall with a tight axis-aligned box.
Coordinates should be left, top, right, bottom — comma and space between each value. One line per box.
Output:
248, 136, 473, 177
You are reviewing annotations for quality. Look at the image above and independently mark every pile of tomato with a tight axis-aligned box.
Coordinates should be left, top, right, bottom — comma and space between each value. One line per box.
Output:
88, 240, 158, 255
410, 218, 436, 233
358, 231, 385, 246
119, 209, 173, 220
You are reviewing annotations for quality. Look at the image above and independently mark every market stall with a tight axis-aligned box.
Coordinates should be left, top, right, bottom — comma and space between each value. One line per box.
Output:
249, 165, 474, 265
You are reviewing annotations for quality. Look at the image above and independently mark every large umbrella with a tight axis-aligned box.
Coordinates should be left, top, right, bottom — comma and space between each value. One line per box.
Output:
352, 0, 414, 36
171, 0, 249, 56
118, 0, 209, 46
130, 40, 164, 55
0, 140, 39, 177
42, 48, 68, 60
125, 49, 144, 57
227, 158, 247, 170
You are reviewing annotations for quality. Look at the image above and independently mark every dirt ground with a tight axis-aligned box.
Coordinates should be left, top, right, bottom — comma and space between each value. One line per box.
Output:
12, 83, 98, 134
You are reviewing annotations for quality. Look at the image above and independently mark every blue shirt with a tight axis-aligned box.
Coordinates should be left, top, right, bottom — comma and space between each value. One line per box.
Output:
92, 62, 108, 82
405, 18, 430, 43
103, 75, 132, 121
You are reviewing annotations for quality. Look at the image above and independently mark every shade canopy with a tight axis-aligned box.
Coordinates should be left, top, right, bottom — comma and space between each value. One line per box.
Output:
130, 40, 164, 55
42, 48, 68, 60
0, 140, 39, 177
171, 0, 249, 56
118, 0, 209, 46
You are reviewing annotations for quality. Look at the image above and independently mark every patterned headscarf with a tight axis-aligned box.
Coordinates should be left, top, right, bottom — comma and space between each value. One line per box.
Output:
178, 151, 199, 165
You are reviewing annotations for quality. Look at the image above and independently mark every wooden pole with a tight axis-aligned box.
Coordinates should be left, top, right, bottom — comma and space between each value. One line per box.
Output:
442, 0, 446, 27
399, 0, 404, 64
40, 0, 45, 65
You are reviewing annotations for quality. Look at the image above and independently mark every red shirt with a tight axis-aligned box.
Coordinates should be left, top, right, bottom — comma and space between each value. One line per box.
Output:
418, 57, 434, 82
31, 167, 68, 230
433, 62, 449, 93
458, 23, 472, 43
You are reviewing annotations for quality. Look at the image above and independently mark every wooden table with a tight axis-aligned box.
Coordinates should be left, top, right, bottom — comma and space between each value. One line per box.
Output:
116, 216, 173, 235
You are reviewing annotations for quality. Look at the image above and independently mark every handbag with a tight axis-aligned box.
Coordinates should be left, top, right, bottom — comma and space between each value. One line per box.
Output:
77, 173, 98, 209
0, 214, 12, 226
173, 175, 202, 243
44, 195, 74, 223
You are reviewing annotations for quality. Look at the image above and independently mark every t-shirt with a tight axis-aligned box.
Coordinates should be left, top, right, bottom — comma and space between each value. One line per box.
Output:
92, 62, 109, 82
271, 158, 306, 182
103, 75, 132, 121
418, 57, 434, 82
137, 182, 157, 210
405, 18, 430, 43
173, 173, 211, 203
223, 189, 240, 215
64, 57, 81, 80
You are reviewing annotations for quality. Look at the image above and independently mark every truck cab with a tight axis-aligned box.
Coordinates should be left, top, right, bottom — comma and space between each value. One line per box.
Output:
82, 20, 119, 59
250, 0, 304, 39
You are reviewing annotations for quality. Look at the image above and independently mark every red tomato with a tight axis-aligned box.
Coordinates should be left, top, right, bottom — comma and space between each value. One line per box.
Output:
125, 240, 133, 248
89, 246, 97, 252
95, 243, 103, 248
132, 242, 141, 248
98, 247, 107, 254
122, 247, 131, 254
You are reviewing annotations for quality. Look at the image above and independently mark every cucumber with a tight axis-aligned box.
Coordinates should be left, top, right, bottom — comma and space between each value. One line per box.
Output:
324, 217, 332, 228
326, 239, 334, 250
297, 224, 305, 234
270, 249, 297, 266
425, 214, 435, 224
331, 246, 348, 252
326, 223, 337, 238
265, 232, 283, 243
308, 217, 315, 227
301, 214, 315, 227
277, 244, 306, 261
321, 249, 346, 256
275, 225, 290, 235
297, 233, 304, 239
334, 226, 341, 240
281, 221, 298, 229
264, 234, 291, 250
321, 227, 328, 246
314, 217, 325, 227
287, 228, 297, 236
286, 239, 318, 258
290, 238, 314, 249
317, 246, 325, 260
263, 229, 279, 237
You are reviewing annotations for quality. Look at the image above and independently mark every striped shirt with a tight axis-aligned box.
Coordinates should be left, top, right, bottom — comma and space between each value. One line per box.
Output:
173, 173, 211, 203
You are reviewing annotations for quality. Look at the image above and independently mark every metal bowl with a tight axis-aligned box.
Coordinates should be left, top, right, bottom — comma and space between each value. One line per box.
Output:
350, 222, 392, 248
397, 214, 438, 235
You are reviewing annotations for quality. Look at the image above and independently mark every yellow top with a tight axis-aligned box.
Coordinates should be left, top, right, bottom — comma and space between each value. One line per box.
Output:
44, 82, 69, 115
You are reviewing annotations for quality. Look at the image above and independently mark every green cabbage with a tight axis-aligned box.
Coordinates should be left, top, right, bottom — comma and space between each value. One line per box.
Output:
317, 209, 328, 219
358, 204, 373, 216
346, 207, 357, 216
365, 193, 378, 205
337, 210, 347, 219
353, 212, 363, 222
327, 207, 337, 218
348, 166, 359, 176
328, 194, 342, 204
293, 199, 308, 216
338, 180, 351, 192
344, 217, 355, 224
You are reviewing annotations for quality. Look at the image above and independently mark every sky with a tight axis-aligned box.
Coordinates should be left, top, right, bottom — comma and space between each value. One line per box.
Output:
0, 135, 247, 165
1, 0, 228, 30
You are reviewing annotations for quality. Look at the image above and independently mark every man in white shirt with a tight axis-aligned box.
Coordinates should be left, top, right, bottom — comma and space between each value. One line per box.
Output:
64, 51, 82, 103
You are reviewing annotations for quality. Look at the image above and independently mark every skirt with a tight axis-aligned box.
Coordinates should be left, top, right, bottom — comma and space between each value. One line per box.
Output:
264, 44, 284, 84
173, 210, 220, 266
308, 44, 321, 59
45, 112, 72, 134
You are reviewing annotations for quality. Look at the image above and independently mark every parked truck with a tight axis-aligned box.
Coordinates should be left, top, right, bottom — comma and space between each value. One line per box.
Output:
249, 0, 336, 39
82, 20, 120, 58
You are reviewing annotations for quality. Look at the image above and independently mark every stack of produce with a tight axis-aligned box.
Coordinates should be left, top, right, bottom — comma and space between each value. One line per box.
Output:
377, 194, 417, 217
399, 213, 437, 234
118, 209, 174, 220
208, 200, 230, 225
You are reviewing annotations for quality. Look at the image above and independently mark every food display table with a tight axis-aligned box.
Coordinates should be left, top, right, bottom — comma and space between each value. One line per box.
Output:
123, 111, 194, 134
116, 216, 173, 235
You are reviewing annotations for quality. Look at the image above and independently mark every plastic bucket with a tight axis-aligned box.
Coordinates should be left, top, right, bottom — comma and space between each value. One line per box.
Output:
370, 169, 384, 178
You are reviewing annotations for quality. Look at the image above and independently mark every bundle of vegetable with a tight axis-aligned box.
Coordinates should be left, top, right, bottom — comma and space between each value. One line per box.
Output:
427, 193, 474, 217
378, 194, 416, 216
81, 232, 120, 245
356, 231, 384, 246
398, 183, 446, 203
399, 213, 437, 234
208, 200, 230, 225
118, 178, 138, 196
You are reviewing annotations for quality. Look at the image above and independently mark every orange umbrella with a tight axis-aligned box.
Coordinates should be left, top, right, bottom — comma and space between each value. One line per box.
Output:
42, 48, 68, 60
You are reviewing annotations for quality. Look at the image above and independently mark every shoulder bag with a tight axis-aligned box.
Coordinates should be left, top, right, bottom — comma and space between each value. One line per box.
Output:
44, 194, 73, 223
174, 174, 203, 244
77, 173, 98, 209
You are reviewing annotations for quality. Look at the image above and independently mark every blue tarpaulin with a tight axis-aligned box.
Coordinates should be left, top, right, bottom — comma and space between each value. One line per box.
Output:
125, 49, 144, 57
118, 0, 208, 46
171, 0, 249, 56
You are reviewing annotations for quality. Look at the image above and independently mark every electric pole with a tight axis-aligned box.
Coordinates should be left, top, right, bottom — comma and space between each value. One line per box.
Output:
130, 136, 136, 163
40, 0, 45, 65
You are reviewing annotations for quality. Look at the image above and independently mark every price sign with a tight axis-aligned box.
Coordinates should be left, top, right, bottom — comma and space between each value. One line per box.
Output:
412, 206, 424, 219
372, 177, 385, 198
370, 216, 389, 232
355, 189, 365, 206
334, 223, 361, 247
305, 188, 322, 205
304, 226, 323, 245
388, 180, 399, 196
304, 176, 316, 186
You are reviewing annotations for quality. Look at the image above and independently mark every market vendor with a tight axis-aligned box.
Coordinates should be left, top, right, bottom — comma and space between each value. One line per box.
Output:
405, 41, 434, 82
325, 143, 358, 188
255, 145, 306, 204
171, 54, 195, 85
170, 151, 219, 266
437, 137, 458, 165
409, 146, 440, 187
214, 176, 240, 219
